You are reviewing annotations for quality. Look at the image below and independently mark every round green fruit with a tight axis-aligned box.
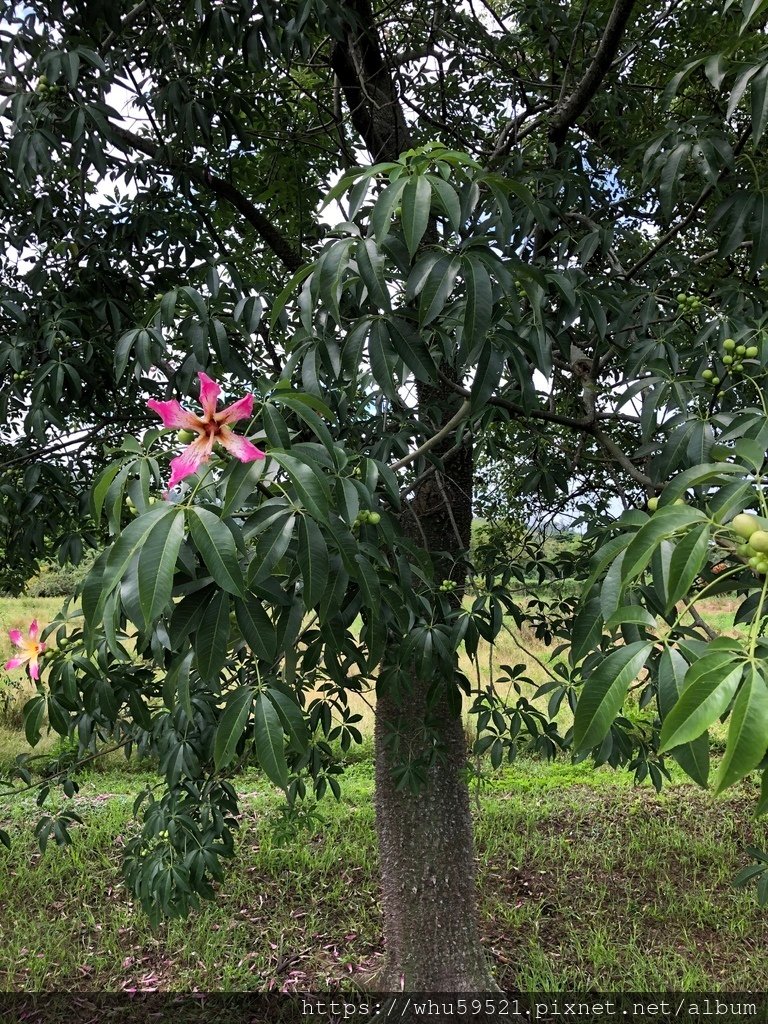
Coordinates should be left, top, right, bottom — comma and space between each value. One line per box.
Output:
746, 346, 759, 358
732, 513, 760, 539
736, 345, 746, 356
176, 429, 196, 443
734, 363, 744, 373
737, 543, 752, 557
677, 293, 687, 304
702, 369, 714, 381
710, 376, 720, 387
749, 530, 768, 553
723, 355, 733, 365
368, 511, 381, 524
758, 561, 768, 575
723, 338, 736, 351
673, 497, 686, 505
647, 497, 659, 511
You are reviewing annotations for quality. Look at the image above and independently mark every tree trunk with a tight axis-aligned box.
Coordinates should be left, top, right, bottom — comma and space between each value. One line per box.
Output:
374, 682, 496, 992
330, 1, 494, 993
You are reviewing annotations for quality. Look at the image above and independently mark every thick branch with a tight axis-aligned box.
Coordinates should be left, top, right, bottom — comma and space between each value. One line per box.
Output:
548, 0, 638, 146
107, 126, 303, 273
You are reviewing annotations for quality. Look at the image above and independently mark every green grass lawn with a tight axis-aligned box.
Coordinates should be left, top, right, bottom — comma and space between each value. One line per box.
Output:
0, 593, 763, 993
0, 751, 766, 992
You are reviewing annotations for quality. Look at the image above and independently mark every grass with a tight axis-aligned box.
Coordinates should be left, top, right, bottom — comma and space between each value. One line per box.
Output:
0, 756, 766, 991
0, 594, 764, 993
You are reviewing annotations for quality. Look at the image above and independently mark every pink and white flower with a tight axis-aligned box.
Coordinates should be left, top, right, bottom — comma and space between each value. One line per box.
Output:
148, 372, 265, 490
5, 620, 46, 680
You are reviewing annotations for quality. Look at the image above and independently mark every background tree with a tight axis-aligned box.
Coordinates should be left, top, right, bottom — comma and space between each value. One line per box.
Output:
3, 0, 768, 998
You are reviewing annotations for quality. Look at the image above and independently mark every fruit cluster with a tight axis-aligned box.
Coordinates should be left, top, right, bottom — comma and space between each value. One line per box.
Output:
677, 292, 703, 313
438, 579, 457, 592
647, 496, 685, 511
732, 513, 768, 574
701, 338, 760, 387
354, 509, 380, 527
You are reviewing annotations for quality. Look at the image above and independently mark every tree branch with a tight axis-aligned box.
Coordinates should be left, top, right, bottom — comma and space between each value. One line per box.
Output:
107, 125, 303, 273
548, 0, 638, 146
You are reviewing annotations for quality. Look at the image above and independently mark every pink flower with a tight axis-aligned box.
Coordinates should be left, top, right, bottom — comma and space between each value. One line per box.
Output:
147, 372, 265, 490
5, 620, 46, 680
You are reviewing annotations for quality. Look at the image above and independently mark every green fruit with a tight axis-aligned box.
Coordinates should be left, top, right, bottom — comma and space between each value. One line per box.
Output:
710, 376, 720, 386
368, 512, 381, 524
176, 429, 196, 443
647, 497, 659, 511
702, 369, 714, 381
733, 513, 760, 539
746, 347, 759, 358
758, 561, 768, 575
736, 345, 746, 356
722, 355, 733, 365
734, 363, 744, 373
749, 555, 761, 569
723, 338, 736, 351
673, 497, 686, 505
677, 293, 687, 304
749, 530, 768, 553
737, 543, 752, 557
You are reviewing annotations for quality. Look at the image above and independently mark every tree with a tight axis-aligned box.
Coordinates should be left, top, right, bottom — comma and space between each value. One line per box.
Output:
3, 0, 768, 997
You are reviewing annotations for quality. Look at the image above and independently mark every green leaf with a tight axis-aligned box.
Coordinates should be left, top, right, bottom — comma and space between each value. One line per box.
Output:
658, 647, 709, 787
463, 256, 493, 355
297, 515, 329, 609
222, 459, 266, 517
574, 642, 652, 753
665, 523, 711, 612
418, 254, 461, 326
621, 505, 706, 584
24, 694, 46, 747
470, 343, 504, 412
401, 174, 431, 258
98, 505, 177, 618
751, 63, 768, 145
137, 509, 185, 628
194, 590, 230, 683
356, 237, 391, 312
317, 238, 352, 321
605, 606, 657, 630
187, 507, 244, 597
249, 513, 296, 583
570, 598, 603, 666
371, 177, 407, 243
253, 692, 289, 789
235, 593, 277, 661
714, 667, 768, 793
164, 648, 194, 717
214, 686, 254, 771
426, 174, 462, 231
387, 317, 436, 382
659, 653, 744, 753
265, 687, 309, 752
268, 263, 314, 329
271, 452, 331, 524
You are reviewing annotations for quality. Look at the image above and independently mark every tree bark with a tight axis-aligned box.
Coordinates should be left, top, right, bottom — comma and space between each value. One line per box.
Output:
330, 1, 494, 994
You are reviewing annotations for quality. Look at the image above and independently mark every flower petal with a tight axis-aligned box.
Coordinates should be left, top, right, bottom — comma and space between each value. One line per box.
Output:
4, 658, 25, 671
28, 620, 38, 640
217, 428, 266, 463
198, 373, 221, 420
147, 399, 203, 432
216, 394, 254, 426
28, 659, 40, 680
8, 630, 23, 647
167, 435, 216, 489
